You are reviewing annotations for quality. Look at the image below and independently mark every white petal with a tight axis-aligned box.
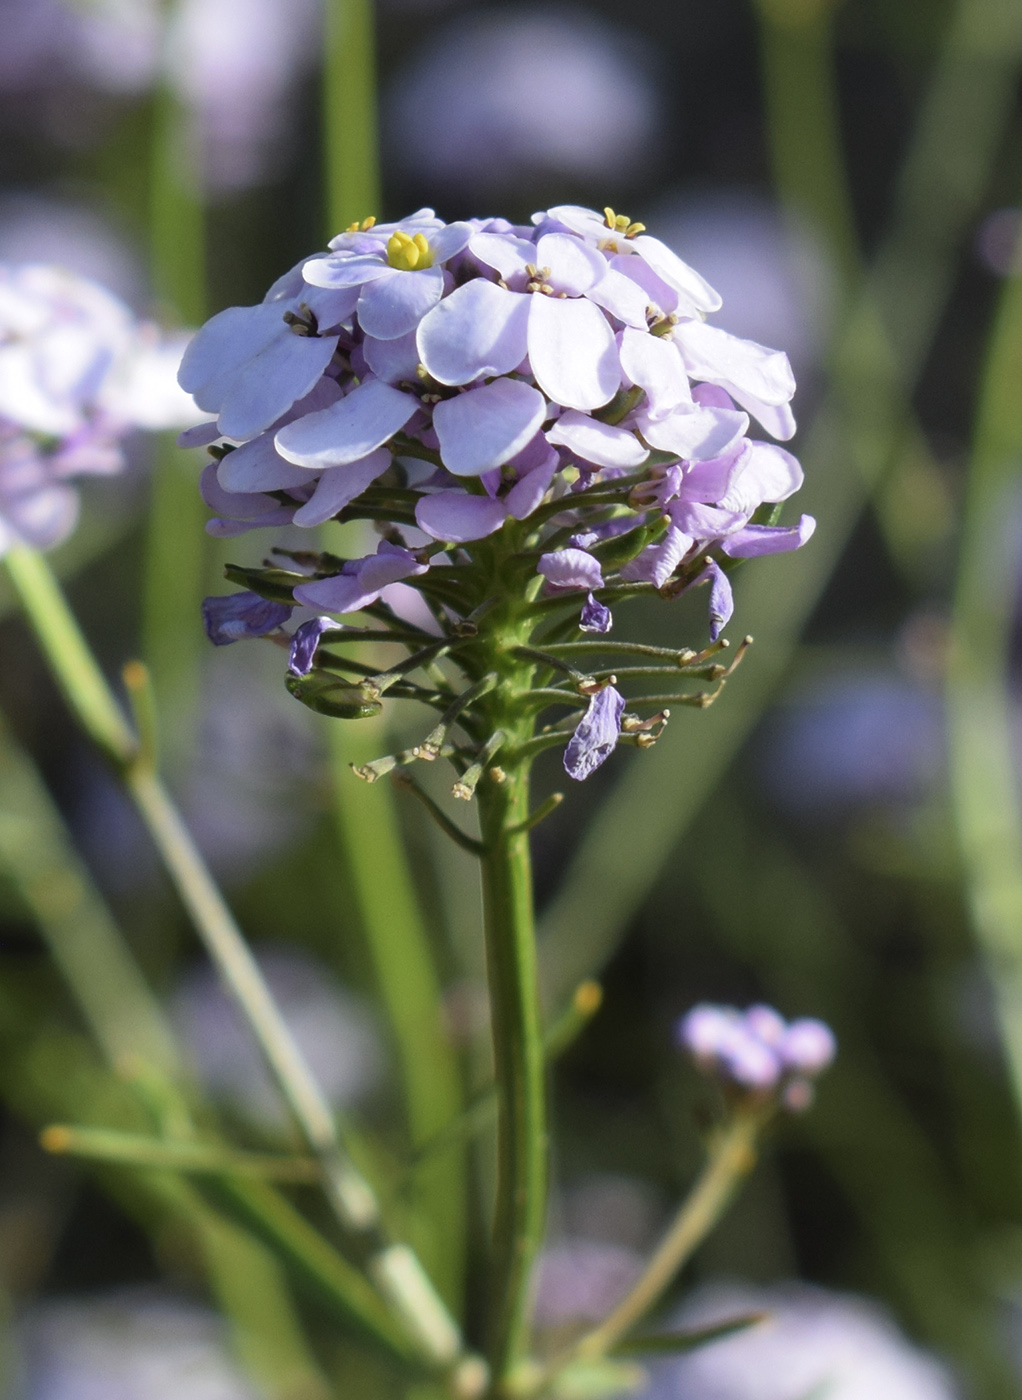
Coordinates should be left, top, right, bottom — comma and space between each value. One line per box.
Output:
527, 296, 619, 411
587, 268, 650, 328
469, 232, 536, 282
177, 302, 284, 404
218, 433, 311, 491
611, 253, 678, 316
536, 233, 606, 295
218, 329, 340, 440
292, 450, 391, 526
363, 330, 421, 384
301, 253, 391, 289
631, 235, 721, 315
638, 405, 749, 461
546, 410, 647, 468
719, 441, 803, 514
618, 328, 692, 418
723, 388, 796, 441
428, 222, 474, 261
275, 380, 418, 467
417, 280, 530, 386
672, 319, 795, 405
415, 492, 507, 542
543, 206, 609, 242
357, 266, 445, 340
433, 380, 547, 476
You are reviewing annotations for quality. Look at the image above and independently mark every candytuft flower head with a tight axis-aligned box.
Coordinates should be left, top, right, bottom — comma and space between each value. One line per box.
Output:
0, 263, 203, 554
678, 1002, 835, 1109
185, 203, 814, 805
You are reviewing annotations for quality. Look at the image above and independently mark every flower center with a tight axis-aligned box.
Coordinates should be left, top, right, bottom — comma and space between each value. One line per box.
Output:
387, 230, 433, 271
599, 206, 646, 253
344, 216, 377, 232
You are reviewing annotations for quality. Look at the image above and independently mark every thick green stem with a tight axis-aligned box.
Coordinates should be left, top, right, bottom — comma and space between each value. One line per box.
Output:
476, 764, 547, 1386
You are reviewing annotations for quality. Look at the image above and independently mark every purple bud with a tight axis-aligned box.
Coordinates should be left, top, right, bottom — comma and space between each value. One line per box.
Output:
580, 592, 612, 633
780, 1018, 837, 1076
744, 1004, 786, 1049
678, 1004, 736, 1059
202, 592, 292, 646
288, 617, 334, 677
719, 1028, 783, 1090
563, 684, 625, 781
538, 547, 605, 592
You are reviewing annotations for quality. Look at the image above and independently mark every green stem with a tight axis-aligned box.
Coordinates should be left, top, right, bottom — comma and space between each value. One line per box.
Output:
41, 1124, 322, 1183
476, 764, 547, 1385
5, 547, 468, 1373
549, 1109, 766, 1380
947, 258, 1022, 1125
323, 0, 381, 232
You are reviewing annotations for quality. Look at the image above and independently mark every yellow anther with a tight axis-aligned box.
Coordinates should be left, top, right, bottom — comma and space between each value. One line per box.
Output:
603, 206, 644, 239
603, 206, 618, 229
386, 230, 433, 271
625, 220, 645, 238
345, 215, 377, 232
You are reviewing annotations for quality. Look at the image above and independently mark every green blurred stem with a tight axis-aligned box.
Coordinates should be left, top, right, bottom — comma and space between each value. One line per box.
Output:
146, 73, 208, 752
548, 1109, 766, 1381
476, 761, 547, 1384
323, 0, 381, 232
755, 0, 859, 289
947, 264, 1022, 1124
4, 547, 469, 1372
41, 1124, 322, 1183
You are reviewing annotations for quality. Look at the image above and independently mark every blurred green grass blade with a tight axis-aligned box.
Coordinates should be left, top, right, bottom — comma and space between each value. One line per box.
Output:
40, 1125, 321, 1183
145, 76, 208, 757
611, 1314, 766, 1357
323, 0, 381, 233
947, 256, 1022, 1121
538, 0, 1022, 1008
330, 726, 466, 1309
0, 713, 178, 1074
206, 1172, 416, 1361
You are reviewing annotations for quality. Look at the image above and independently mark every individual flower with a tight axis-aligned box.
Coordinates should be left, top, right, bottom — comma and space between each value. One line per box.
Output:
183, 202, 814, 784
0, 262, 202, 553
678, 1002, 835, 1105
639, 1282, 958, 1400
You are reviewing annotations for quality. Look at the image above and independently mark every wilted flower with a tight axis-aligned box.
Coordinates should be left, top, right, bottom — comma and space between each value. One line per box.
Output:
0, 263, 200, 553
187, 202, 812, 784
678, 1002, 836, 1106
639, 1282, 959, 1400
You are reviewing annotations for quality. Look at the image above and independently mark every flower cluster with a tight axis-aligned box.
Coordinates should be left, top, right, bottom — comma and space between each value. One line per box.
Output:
0, 263, 201, 554
186, 205, 813, 786
678, 1003, 836, 1109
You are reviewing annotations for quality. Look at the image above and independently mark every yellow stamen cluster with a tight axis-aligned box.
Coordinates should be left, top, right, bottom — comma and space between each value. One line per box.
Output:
344, 216, 377, 232
525, 262, 555, 295
602, 206, 645, 238
387, 230, 433, 270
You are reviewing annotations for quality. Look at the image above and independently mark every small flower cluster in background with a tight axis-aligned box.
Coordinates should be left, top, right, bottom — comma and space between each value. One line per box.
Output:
0, 263, 201, 553
678, 1002, 836, 1109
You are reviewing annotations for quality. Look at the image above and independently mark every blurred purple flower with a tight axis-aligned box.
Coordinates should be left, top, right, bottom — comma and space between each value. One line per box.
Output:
678, 1002, 835, 1099
639, 1281, 959, 1400
384, 7, 665, 199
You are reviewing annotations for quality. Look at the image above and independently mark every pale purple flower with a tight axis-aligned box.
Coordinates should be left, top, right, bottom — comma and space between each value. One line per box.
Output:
293, 541, 429, 615
563, 684, 625, 781
678, 1002, 835, 1099
202, 591, 292, 646
538, 547, 604, 593
0, 262, 203, 553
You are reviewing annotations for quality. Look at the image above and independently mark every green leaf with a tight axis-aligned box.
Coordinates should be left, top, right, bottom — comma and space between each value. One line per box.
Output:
612, 1311, 767, 1356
